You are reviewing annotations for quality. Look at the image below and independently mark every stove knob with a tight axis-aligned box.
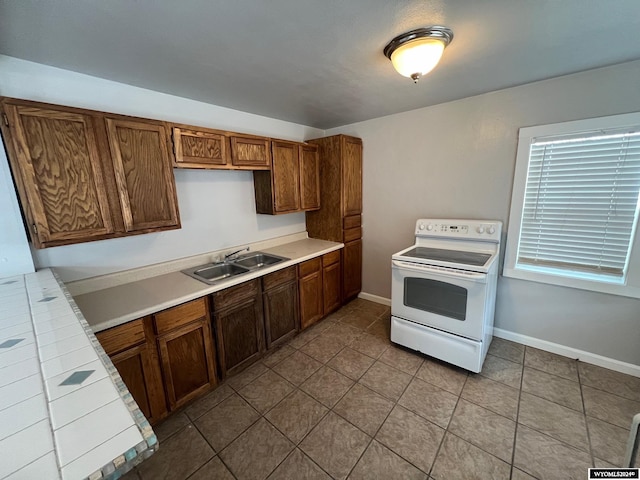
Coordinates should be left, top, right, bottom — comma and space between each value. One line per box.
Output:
476, 226, 485, 234
426, 224, 434, 231
419, 223, 425, 230
487, 226, 496, 235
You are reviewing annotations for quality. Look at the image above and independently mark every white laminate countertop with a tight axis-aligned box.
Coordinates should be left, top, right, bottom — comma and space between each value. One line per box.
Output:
73, 238, 343, 333
0, 269, 156, 480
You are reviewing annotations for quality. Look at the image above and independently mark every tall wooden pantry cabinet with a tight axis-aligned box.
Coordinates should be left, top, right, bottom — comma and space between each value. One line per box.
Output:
305, 135, 363, 303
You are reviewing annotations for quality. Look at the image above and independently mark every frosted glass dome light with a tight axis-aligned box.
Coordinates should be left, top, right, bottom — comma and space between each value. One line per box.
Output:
384, 26, 454, 83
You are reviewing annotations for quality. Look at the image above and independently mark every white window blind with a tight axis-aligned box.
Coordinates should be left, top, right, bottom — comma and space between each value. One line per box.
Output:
517, 128, 640, 279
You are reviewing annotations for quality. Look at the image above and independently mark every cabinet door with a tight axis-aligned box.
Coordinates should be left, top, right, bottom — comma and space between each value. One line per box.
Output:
272, 141, 300, 213
110, 343, 167, 425
323, 260, 342, 315
173, 127, 229, 168
264, 281, 299, 349
343, 238, 362, 302
157, 318, 217, 411
230, 136, 271, 169
342, 136, 363, 217
2, 103, 114, 246
214, 297, 265, 378
299, 270, 323, 330
299, 144, 320, 211
105, 118, 180, 232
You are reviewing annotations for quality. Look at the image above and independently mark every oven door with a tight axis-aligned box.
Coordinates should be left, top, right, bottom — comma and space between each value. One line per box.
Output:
391, 260, 489, 341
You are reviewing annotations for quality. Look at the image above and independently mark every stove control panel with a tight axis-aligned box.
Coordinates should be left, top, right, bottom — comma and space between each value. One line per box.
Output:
415, 219, 502, 241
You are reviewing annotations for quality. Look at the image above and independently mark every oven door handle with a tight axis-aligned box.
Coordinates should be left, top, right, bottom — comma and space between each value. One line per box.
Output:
392, 260, 487, 283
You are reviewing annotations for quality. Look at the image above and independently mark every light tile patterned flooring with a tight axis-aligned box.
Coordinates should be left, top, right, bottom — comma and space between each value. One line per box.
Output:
124, 299, 640, 480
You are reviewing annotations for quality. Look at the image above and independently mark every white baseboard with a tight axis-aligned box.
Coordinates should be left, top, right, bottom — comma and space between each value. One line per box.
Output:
358, 292, 391, 306
493, 328, 640, 378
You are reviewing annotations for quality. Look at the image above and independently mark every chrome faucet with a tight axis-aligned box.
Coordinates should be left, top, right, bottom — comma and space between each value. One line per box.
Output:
224, 247, 250, 262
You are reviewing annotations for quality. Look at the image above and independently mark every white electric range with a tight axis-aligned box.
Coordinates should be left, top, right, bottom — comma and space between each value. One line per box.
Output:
391, 218, 502, 372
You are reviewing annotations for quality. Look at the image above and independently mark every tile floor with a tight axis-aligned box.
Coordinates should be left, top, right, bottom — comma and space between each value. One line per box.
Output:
123, 299, 640, 480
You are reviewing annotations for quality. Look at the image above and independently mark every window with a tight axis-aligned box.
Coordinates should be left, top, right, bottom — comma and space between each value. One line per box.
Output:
504, 112, 640, 299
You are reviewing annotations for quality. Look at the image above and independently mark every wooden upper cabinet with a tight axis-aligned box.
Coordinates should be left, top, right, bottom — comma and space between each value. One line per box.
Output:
272, 140, 300, 213
1, 102, 114, 247
230, 135, 271, 169
173, 127, 229, 168
342, 136, 363, 217
300, 144, 320, 211
105, 117, 180, 232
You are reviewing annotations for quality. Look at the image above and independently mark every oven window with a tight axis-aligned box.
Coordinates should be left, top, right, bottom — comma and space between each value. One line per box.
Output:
404, 277, 467, 321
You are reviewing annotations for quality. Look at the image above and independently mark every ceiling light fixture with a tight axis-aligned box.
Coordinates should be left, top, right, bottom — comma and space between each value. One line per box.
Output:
384, 26, 454, 83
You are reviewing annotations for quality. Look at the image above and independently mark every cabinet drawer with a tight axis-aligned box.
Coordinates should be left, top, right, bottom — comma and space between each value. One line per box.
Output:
96, 318, 146, 356
154, 298, 207, 335
322, 250, 341, 267
343, 227, 362, 243
263, 266, 296, 291
213, 279, 260, 312
298, 257, 321, 278
343, 215, 362, 230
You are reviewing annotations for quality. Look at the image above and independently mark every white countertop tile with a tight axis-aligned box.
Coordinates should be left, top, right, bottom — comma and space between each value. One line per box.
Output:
0, 374, 42, 411
36, 322, 85, 347
0, 342, 38, 368
44, 358, 107, 402
50, 377, 120, 430
0, 394, 48, 442
5, 452, 60, 480
41, 346, 100, 380
0, 322, 33, 342
0, 356, 40, 388
0, 419, 54, 478
38, 333, 92, 362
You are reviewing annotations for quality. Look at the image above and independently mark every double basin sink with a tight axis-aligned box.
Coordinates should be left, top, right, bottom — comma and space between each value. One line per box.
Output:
182, 252, 290, 285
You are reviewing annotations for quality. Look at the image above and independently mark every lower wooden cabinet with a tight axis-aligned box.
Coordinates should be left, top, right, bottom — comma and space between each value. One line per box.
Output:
322, 251, 342, 315
298, 258, 324, 330
96, 317, 167, 425
212, 279, 265, 379
343, 238, 362, 302
262, 266, 299, 348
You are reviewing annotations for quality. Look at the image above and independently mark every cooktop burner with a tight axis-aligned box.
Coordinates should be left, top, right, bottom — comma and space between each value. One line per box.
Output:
401, 247, 491, 267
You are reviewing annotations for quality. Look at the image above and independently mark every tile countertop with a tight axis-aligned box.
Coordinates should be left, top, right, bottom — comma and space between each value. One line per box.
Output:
0, 269, 156, 480
74, 238, 343, 333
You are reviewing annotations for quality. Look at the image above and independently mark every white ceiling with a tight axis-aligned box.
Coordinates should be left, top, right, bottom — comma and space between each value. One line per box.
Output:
1, 1, 639, 129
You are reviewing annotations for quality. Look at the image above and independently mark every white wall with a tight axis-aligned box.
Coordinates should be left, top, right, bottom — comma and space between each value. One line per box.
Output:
327, 60, 640, 366
0, 56, 323, 282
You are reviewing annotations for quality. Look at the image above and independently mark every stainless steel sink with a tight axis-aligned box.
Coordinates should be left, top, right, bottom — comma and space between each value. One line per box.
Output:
233, 252, 288, 269
182, 251, 289, 285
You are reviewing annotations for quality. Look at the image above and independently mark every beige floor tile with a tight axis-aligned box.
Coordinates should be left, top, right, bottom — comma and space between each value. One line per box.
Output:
152, 411, 190, 442
375, 405, 444, 474
453, 398, 517, 461
379, 345, 424, 375
262, 345, 296, 368
327, 347, 375, 380
518, 392, 589, 451
524, 347, 578, 382
138, 424, 214, 480
587, 416, 634, 467
220, 418, 294, 480
416, 358, 468, 395
352, 299, 389, 317
334, 383, 394, 436
522, 367, 583, 412
579, 362, 640, 402
189, 457, 235, 480
194, 394, 260, 452
398, 378, 458, 428
300, 366, 354, 408
349, 440, 427, 480
359, 361, 412, 401
511, 468, 537, 480
288, 326, 323, 349
321, 323, 362, 346
480, 354, 522, 389
300, 412, 370, 480
239, 370, 294, 414
266, 449, 331, 480
265, 390, 328, 444
300, 335, 344, 363
349, 333, 390, 359
339, 310, 378, 330
185, 383, 234, 420
227, 362, 270, 391
365, 317, 391, 339
461, 375, 519, 421
583, 385, 640, 429
431, 433, 510, 480
272, 350, 322, 385
488, 337, 525, 364
514, 425, 592, 480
